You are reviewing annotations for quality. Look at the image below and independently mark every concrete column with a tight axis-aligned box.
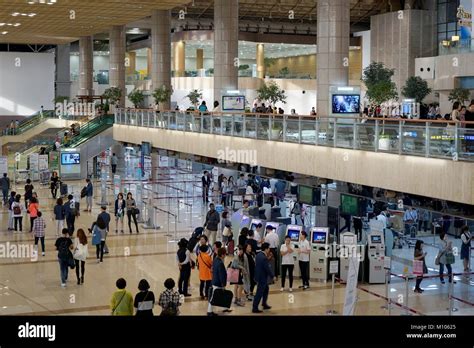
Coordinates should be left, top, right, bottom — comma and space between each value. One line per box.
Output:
56, 44, 71, 99
151, 9, 171, 109
109, 25, 126, 106
214, 0, 239, 102
196, 48, 204, 70
78, 36, 94, 96
316, 0, 350, 117
173, 40, 186, 77
256, 43, 265, 79
126, 51, 136, 76
147, 48, 152, 77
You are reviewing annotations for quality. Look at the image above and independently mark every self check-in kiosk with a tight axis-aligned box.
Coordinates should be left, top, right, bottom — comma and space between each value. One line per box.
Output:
250, 219, 264, 232
286, 224, 303, 277
366, 231, 386, 284
309, 227, 330, 281
339, 232, 358, 283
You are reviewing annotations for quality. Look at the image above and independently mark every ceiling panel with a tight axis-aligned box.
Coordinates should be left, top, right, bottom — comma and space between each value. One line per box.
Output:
0, 0, 190, 44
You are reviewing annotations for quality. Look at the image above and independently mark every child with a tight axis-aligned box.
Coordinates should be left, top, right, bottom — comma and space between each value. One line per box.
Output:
110, 278, 134, 316
32, 211, 46, 256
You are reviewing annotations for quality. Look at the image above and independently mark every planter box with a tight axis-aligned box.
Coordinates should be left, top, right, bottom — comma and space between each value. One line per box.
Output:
378, 137, 390, 151
271, 129, 281, 140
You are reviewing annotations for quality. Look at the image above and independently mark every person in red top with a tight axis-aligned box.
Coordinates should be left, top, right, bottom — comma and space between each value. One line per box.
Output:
28, 196, 39, 233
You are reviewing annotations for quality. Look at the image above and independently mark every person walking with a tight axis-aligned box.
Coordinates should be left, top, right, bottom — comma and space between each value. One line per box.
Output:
203, 203, 220, 246
134, 279, 155, 316
91, 216, 107, 263
24, 179, 34, 210
207, 247, 228, 316
64, 195, 78, 235
280, 235, 295, 292
437, 232, 456, 284
11, 194, 24, 232
177, 238, 192, 297
197, 245, 213, 300
98, 205, 111, 254
126, 192, 139, 234
32, 211, 46, 257
7, 191, 16, 231
84, 178, 93, 212
50, 171, 60, 199
460, 225, 472, 274
298, 231, 311, 290
158, 278, 181, 316
413, 240, 428, 293
114, 193, 125, 234
0, 173, 10, 205
110, 278, 134, 316
73, 228, 88, 285
201, 170, 211, 203
27, 196, 39, 233
53, 198, 65, 237
55, 228, 73, 287
252, 243, 274, 313
231, 245, 250, 307
111, 153, 118, 174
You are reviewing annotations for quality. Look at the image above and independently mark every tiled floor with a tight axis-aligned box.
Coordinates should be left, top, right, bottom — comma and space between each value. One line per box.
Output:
0, 178, 472, 316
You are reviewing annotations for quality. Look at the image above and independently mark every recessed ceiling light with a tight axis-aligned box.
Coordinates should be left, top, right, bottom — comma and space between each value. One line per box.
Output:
1, 31, 8, 35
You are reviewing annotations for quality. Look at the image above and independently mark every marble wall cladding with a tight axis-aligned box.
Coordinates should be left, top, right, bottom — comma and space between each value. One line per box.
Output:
79, 36, 94, 96
109, 25, 126, 105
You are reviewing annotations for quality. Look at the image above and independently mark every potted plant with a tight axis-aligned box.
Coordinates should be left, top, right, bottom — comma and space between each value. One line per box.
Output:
103, 87, 122, 105
270, 122, 283, 140
128, 89, 145, 108
279, 67, 290, 77
448, 87, 470, 105
152, 85, 173, 111
401, 76, 432, 104
378, 133, 391, 151
186, 89, 202, 110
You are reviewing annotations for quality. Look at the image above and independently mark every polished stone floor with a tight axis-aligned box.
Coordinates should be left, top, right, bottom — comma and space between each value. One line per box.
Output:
0, 179, 472, 316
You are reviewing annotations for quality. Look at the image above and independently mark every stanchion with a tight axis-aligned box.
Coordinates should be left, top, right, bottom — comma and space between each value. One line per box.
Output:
447, 280, 458, 315
381, 269, 393, 314
326, 273, 337, 315
402, 275, 412, 316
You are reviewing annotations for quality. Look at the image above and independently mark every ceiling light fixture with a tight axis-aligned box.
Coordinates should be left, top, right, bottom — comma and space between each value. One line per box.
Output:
28, 0, 57, 4
1, 31, 8, 35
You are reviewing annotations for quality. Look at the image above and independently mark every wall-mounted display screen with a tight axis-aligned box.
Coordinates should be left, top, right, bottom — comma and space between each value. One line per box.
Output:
341, 194, 359, 216
222, 96, 245, 111
61, 153, 80, 165
332, 95, 360, 114
298, 185, 313, 205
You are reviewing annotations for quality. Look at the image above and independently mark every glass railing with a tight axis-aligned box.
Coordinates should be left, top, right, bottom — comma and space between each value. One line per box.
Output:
114, 109, 474, 162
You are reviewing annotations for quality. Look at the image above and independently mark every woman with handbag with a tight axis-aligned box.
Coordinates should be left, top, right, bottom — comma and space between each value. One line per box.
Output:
438, 232, 456, 284
126, 192, 139, 234
110, 278, 134, 316
73, 229, 88, 285
221, 211, 232, 243
413, 240, 428, 293
134, 279, 155, 316
91, 216, 107, 263
114, 193, 126, 234
230, 245, 250, 307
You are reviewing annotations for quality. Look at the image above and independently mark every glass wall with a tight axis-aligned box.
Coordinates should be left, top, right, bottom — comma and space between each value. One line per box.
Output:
438, 0, 474, 54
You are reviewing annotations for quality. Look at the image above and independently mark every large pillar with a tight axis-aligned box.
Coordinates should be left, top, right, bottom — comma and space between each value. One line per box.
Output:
109, 25, 126, 106
151, 9, 171, 108
213, 0, 239, 102
196, 48, 204, 70
146, 48, 152, 77
78, 36, 94, 96
316, 0, 350, 118
173, 40, 186, 77
256, 43, 265, 79
55, 44, 71, 99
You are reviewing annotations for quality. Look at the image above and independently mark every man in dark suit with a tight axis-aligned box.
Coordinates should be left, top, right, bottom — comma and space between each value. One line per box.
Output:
201, 171, 211, 203
207, 247, 228, 316
252, 242, 274, 313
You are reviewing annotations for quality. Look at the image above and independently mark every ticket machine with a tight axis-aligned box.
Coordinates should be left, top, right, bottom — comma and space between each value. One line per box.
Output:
286, 224, 303, 277
366, 231, 386, 284
309, 227, 330, 281
339, 232, 358, 283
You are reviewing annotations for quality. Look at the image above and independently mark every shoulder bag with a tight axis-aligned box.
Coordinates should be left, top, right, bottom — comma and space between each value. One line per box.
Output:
112, 291, 127, 315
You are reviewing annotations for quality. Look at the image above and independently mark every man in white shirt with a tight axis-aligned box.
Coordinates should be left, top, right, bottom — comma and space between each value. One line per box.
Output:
254, 223, 263, 247
264, 225, 280, 278
297, 231, 310, 289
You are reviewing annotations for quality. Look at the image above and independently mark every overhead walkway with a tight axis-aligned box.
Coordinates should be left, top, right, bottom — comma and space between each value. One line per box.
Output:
113, 109, 474, 205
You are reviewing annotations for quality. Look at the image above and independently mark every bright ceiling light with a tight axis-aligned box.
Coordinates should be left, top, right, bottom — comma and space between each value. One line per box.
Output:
1, 31, 8, 35
0, 23, 4, 26
11, 12, 19, 16
451, 35, 460, 42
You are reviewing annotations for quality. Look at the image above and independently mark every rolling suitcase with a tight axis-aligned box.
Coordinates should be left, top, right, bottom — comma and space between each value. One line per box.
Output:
209, 288, 233, 308
60, 184, 68, 196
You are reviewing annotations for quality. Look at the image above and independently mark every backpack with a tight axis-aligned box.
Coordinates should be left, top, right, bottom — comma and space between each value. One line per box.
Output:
57, 238, 70, 260
13, 203, 21, 215
70, 201, 79, 216
80, 186, 87, 198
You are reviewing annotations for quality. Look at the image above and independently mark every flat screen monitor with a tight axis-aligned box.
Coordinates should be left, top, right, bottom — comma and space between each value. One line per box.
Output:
312, 231, 327, 244
341, 194, 359, 216
241, 215, 251, 228
222, 96, 245, 111
370, 235, 382, 244
265, 222, 279, 235
298, 185, 313, 205
250, 219, 262, 231
61, 153, 80, 165
332, 95, 360, 114
342, 234, 356, 245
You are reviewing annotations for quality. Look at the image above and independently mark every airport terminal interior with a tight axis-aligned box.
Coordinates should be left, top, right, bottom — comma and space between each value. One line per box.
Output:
0, 0, 474, 321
